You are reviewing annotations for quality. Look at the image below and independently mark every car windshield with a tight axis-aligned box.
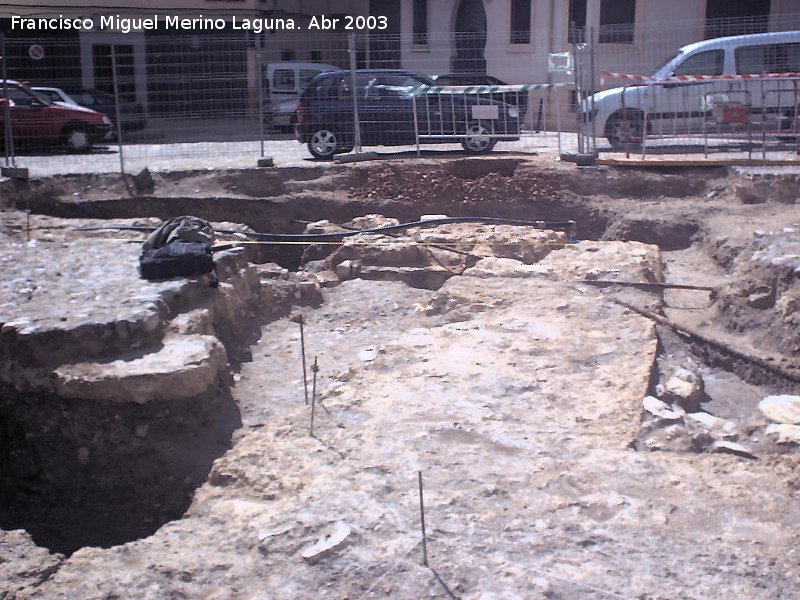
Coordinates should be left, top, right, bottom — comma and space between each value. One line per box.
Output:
17, 83, 53, 106
435, 74, 505, 86
652, 51, 684, 76
35, 88, 77, 105
403, 73, 435, 86
383, 74, 433, 87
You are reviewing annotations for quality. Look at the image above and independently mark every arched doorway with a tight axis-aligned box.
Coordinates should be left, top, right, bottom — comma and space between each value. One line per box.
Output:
451, 0, 487, 74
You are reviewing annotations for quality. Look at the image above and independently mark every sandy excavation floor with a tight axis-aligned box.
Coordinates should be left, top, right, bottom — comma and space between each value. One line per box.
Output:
21, 255, 800, 599
1, 158, 800, 599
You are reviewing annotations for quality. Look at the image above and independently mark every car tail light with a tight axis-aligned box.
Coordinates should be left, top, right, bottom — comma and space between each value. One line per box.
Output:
297, 100, 306, 124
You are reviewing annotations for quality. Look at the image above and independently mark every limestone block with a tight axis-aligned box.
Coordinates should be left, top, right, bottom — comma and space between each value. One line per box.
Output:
662, 366, 706, 412
358, 265, 454, 290
643, 396, 684, 421
54, 334, 227, 403
765, 423, 800, 444
684, 412, 725, 431
759, 395, 800, 425
710, 441, 757, 459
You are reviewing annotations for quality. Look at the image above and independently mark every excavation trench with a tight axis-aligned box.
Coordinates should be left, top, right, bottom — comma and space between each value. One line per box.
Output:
1, 159, 798, 561
0, 385, 241, 556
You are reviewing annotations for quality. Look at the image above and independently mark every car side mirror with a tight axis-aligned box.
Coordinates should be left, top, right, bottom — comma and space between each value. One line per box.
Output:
29, 98, 44, 108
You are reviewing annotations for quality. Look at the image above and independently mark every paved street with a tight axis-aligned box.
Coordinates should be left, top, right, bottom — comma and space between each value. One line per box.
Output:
1, 130, 798, 178
0, 133, 575, 177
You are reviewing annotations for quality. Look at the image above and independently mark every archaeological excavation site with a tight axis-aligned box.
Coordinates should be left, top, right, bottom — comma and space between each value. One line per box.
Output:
1, 157, 799, 599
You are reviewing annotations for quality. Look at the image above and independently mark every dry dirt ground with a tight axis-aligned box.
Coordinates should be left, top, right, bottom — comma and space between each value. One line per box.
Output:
1, 157, 799, 599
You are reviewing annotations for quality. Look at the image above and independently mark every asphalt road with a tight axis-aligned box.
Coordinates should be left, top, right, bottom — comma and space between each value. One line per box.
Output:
0, 134, 573, 178
1, 132, 798, 178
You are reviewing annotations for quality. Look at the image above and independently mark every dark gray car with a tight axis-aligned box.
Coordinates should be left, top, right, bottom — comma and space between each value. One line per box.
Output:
295, 70, 521, 159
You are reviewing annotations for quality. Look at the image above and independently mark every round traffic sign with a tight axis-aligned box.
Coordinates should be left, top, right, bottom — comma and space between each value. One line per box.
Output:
28, 44, 45, 61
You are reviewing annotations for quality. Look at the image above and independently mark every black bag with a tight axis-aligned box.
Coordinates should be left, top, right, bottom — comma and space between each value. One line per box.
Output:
138, 216, 216, 281
139, 240, 214, 280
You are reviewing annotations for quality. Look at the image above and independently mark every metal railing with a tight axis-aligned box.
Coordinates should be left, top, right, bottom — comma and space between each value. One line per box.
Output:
1, 10, 800, 175
409, 83, 571, 157
584, 69, 800, 162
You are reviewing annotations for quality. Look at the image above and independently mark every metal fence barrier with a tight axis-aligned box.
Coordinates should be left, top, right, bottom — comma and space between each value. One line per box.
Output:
3, 11, 800, 175
586, 70, 800, 161
0, 27, 578, 177
409, 83, 572, 157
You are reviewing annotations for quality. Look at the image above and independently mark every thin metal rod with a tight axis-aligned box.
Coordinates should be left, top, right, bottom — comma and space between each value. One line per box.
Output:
110, 45, 126, 178
412, 92, 421, 157
2, 33, 16, 167
299, 317, 309, 405
348, 33, 362, 153
290, 313, 310, 405
418, 471, 428, 567
310, 356, 318, 436
589, 25, 597, 156
573, 35, 583, 154
256, 33, 265, 158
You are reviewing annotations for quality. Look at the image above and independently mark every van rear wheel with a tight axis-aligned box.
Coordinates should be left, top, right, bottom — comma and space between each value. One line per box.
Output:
605, 110, 643, 151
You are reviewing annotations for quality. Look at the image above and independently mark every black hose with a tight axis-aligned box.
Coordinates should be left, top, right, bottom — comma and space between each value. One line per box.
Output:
75, 216, 576, 242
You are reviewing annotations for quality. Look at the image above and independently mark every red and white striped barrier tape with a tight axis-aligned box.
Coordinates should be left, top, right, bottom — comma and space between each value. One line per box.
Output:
600, 70, 800, 90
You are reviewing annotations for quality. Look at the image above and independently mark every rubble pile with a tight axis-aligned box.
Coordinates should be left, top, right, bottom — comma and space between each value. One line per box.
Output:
717, 226, 800, 356
347, 163, 557, 204
638, 356, 800, 456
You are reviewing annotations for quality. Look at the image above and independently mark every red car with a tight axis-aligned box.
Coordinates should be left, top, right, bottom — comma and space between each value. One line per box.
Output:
0, 80, 112, 153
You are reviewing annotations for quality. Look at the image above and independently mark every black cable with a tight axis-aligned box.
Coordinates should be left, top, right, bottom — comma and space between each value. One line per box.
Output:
75, 216, 576, 242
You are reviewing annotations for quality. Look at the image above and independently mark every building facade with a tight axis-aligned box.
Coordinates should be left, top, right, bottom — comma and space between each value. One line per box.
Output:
389, 0, 800, 84
2, 0, 799, 122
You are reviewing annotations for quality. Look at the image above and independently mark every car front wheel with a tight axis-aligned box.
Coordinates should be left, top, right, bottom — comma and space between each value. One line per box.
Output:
461, 123, 496, 154
307, 128, 344, 160
63, 125, 91, 153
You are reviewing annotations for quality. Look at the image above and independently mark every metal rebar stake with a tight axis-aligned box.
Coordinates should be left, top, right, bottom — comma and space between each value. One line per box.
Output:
348, 32, 362, 153
289, 313, 310, 404
2, 33, 17, 168
110, 46, 126, 181
310, 356, 318, 436
418, 471, 428, 567
256, 33, 265, 159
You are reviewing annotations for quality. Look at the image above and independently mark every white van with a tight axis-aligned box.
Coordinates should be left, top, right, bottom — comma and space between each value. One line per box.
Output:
264, 62, 339, 130
586, 31, 800, 149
